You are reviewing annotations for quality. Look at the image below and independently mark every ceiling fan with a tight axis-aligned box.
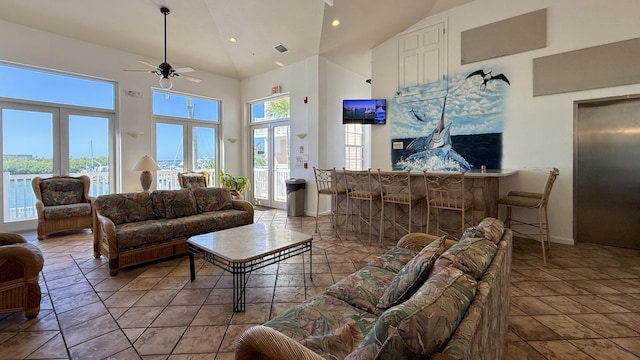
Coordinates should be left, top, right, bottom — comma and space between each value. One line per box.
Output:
125, 7, 201, 89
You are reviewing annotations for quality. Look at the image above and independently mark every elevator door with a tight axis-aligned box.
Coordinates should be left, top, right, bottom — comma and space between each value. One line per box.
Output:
576, 97, 640, 249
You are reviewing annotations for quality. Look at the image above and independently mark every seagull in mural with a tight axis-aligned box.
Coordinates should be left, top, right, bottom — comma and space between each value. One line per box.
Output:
466, 69, 510, 88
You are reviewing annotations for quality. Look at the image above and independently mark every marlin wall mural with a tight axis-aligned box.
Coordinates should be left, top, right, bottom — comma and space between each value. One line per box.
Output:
389, 67, 510, 171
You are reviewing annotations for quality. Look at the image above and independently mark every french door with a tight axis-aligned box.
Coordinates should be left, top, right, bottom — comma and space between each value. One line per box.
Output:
1, 102, 114, 229
251, 122, 290, 209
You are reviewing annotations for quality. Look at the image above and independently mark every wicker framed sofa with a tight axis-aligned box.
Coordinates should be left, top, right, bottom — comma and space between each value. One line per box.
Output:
94, 187, 253, 275
237, 218, 512, 360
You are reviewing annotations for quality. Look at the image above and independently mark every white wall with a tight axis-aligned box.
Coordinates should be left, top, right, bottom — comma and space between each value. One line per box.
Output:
0, 19, 241, 195
240, 56, 369, 215
371, 0, 640, 243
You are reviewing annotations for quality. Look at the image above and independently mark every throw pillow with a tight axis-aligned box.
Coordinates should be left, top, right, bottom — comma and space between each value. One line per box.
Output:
377, 237, 446, 310
346, 267, 477, 360
429, 236, 498, 280
193, 187, 234, 213
461, 217, 505, 245
162, 189, 198, 219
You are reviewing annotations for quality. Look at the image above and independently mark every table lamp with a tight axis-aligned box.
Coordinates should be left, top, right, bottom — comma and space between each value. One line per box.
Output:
132, 155, 160, 192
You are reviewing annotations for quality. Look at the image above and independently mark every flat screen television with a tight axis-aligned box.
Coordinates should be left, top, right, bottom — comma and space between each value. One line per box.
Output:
343, 99, 387, 124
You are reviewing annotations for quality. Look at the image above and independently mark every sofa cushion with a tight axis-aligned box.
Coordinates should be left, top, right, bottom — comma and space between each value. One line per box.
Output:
346, 267, 477, 360
429, 236, 498, 280
150, 190, 171, 218
96, 193, 156, 225
163, 189, 198, 219
366, 246, 417, 273
377, 237, 446, 310
264, 294, 378, 359
44, 203, 92, 219
40, 178, 84, 206
324, 265, 396, 315
193, 187, 233, 213
115, 219, 173, 251
209, 209, 254, 231
461, 217, 505, 245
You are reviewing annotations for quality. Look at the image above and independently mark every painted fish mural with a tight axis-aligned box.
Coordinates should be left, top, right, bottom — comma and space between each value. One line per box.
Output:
399, 96, 471, 171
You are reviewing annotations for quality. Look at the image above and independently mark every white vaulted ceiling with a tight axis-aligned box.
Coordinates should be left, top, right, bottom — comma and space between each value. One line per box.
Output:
0, 0, 472, 79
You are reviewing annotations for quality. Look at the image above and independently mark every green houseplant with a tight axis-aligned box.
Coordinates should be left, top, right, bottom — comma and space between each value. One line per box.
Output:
217, 170, 251, 199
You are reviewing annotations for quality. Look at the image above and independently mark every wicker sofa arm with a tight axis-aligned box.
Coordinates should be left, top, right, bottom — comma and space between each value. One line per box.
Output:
397, 233, 458, 251
0, 233, 28, 246
236, 325, 325, 360
233, 199, 255, 219
0, 242, 44, 279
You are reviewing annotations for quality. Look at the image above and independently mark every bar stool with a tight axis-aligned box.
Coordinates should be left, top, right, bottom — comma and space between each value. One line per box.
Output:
424, 171, 472, 239
344, 168, 380, 244
313, 167, 347, 235
378, 170, 424, 246
498, 168, 559, 265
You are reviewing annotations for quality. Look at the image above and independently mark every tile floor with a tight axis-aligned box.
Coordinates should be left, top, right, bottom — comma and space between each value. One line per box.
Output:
1, 209, 639, 359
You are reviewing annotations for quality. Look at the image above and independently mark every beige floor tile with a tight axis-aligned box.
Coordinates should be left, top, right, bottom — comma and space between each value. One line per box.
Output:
154, 276, 191, 290
150, 306, 200, 327
534, 315, 601, 339
611, 338, 640, 357
503, 341, 546, 360
62, 313, 120, 347
117, 306, 164, 328
191, 305, 233, 326
134, 327, 187, 355
173, 325, 227, 354
134, 289, 180, 307
528, 340, 594, 360
121, 277, 164, 291
598, 294, 640, 311
567, 280, 621, 295
515, 281, 561, 296
567, 294, 632, 313
170, 289, 212, 306
205, 289, 233, 305
68, 329, 132, 359
605, 313, 640, 333
0, 331, 59, 359
56, 301, 110, 330
104, 290, 148, 308
511, 297, 562, 315
537, 295, 597, 314
569, 339, 639, 360
570, 313, 640, 338
25, 333, 69, 359
509, 316, 562, 341
273, 286, 306, 303
218, 324, 252, 353
230, 303, 271, 325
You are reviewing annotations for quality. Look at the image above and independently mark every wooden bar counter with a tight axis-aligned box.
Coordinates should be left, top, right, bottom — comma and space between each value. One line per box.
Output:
334, 169, 517, 239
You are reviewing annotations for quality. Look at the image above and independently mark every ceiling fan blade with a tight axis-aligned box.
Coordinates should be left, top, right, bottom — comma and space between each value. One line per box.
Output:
123, 69, 154, 72
137, 60, 159, 69
173, 66, 195, 73
178, 73, 202, 83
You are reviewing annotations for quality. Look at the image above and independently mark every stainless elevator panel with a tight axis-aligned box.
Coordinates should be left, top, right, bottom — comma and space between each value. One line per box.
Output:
575, 97, 640, 249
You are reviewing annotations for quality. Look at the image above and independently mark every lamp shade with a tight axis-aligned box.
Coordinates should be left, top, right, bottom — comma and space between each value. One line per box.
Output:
132, 155, 160, 171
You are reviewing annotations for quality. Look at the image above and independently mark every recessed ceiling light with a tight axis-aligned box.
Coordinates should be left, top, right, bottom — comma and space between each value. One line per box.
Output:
229, 37, 237, 43
275, 61, 284, 67
331, 19, 340, 27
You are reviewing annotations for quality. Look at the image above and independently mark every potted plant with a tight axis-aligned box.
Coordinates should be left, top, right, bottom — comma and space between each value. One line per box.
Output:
218, 170, 251, 199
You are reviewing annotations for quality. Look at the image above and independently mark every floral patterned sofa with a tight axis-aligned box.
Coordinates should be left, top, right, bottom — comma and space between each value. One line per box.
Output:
237, 218, 512, 360
94, 187, 253, 275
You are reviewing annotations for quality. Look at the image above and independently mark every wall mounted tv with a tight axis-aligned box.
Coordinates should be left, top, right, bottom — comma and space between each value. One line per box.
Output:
343, 99, 387, 125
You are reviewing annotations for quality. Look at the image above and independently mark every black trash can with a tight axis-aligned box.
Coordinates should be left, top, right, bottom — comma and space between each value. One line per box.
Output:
285, 178, 306, 216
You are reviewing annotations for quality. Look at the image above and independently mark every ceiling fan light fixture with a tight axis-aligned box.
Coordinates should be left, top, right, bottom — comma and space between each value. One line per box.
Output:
159, 76, 172, 90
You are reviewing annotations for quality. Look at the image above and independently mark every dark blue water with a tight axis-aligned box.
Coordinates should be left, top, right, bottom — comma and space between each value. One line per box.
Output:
391, 133, 502, 170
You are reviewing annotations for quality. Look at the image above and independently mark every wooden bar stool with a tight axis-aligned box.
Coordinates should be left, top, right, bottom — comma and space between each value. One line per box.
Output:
424, 171, 472, 239
313, 167, 346, 236
498, 168, 559, 264
378, 170, 424, 246
344, 168, 380, 244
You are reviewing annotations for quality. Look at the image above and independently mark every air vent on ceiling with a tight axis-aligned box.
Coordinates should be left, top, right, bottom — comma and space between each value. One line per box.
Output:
273, 44, 288, 53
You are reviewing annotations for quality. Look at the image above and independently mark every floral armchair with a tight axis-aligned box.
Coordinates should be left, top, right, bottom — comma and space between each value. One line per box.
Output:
177, 171, 210, 189
32, 175, 95, 240
0, 233, 44, 318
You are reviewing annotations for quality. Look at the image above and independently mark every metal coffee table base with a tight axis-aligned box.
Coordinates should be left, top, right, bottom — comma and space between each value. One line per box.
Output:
188, 241, 312, 312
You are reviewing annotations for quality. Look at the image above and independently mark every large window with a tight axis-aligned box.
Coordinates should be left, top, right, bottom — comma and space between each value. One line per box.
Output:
0, 62, 116, 229
153, 89, 220, 189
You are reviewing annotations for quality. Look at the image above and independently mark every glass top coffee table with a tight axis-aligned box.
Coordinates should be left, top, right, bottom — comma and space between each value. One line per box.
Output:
187, 223, 313, 312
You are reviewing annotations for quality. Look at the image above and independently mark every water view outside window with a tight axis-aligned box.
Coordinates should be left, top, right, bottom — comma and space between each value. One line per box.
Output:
153, 89, 220, 189
1, 62, 114, 223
